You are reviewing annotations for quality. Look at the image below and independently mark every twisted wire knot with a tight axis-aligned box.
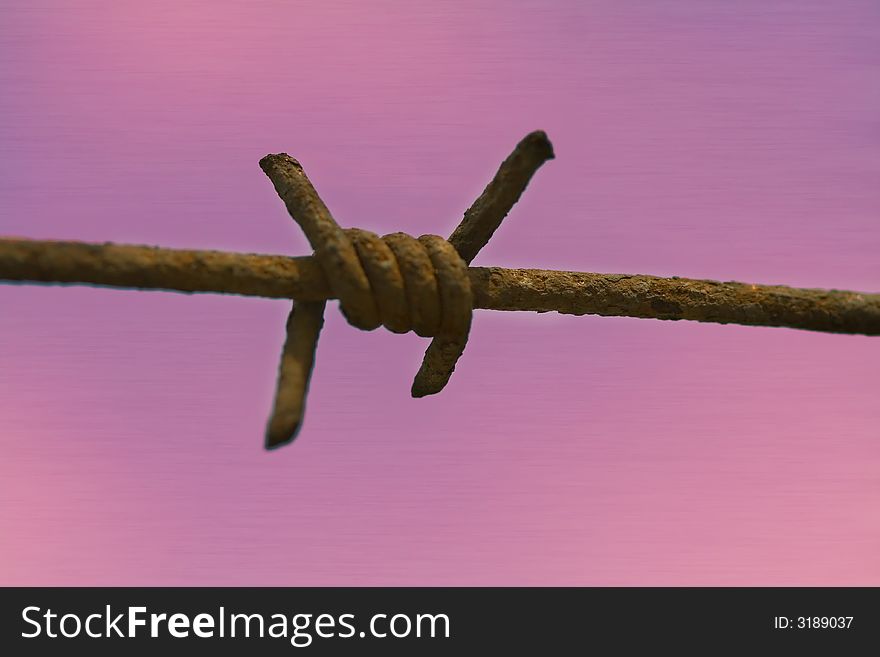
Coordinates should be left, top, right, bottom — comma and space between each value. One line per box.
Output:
332, 229, 473, 341
258, 131, 554, 448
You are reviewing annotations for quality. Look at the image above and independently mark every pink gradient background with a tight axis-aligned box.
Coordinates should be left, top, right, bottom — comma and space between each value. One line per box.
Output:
1, 0, 878, 585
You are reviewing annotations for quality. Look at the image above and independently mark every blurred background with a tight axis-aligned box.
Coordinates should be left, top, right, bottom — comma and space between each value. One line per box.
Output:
1, 0, 877, 585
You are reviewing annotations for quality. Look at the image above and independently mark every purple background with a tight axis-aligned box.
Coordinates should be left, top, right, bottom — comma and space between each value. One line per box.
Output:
1, 0, 878, 585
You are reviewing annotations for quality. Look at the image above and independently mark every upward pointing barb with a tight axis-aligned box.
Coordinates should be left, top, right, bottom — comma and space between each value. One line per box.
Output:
259, 132, 554, 448
414, 130, 555, 396
259, 152, 379, 331
448, 130, 555, 265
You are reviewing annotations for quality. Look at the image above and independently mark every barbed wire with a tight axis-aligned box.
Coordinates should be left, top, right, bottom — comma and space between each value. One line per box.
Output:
2, 132, 878, 449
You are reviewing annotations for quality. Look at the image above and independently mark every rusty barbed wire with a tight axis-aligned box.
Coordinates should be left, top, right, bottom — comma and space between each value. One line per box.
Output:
1, 132, 878, 449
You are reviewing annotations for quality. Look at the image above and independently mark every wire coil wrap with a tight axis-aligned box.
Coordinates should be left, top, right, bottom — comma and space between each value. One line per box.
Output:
339, 229, 473, 340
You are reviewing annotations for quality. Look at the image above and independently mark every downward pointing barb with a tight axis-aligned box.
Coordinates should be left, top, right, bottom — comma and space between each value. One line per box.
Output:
265, 300, 325, 450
